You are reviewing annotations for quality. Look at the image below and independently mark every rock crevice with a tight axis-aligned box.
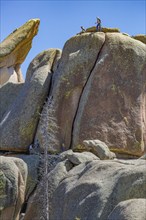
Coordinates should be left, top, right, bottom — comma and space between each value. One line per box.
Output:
70, 33, 106, 149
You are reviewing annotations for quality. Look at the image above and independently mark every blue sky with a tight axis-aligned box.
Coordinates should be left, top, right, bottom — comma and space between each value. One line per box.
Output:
1, 0, 146, 78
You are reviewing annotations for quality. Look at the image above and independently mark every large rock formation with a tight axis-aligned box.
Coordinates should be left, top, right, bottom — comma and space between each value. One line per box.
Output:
72, 33, 146, 157
0, 19, 40, 85
0, 18, 146, 220
36, 32, 105, 153
0, 49, 61, 152
22, 154, 146, 220
36, 32, 146, 157
50, 159, 146, 220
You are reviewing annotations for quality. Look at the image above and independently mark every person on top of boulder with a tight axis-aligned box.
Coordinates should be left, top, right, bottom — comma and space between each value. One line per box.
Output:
95, 17, 102, 32
81, 26, 86, 33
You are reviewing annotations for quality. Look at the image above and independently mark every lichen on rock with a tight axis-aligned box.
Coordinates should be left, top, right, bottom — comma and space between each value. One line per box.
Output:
0, 19, 40, 85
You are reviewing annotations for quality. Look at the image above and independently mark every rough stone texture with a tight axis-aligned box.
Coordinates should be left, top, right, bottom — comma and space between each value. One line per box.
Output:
24, 159, 73, 220
0, 66, 23, 85
60, 149, 99, 165
8, 154, 40, 200
46, 32, 105, 152
51, 159, 146, 220
0, 49, 61, 152
25, 48, 61, 82
0, 82, 24, 121
72, 33, 146, 157
108, 199, 146, 220
139, 153, 146, 160
0, 19, 40, 85
83, 139, 116, 159
0, 156, 27, 220
133, 34, 146, 44
33, 49, 62, 150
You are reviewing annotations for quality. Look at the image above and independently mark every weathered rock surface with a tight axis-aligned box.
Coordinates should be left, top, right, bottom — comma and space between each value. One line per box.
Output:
1, 18, 146, 220
51, 159, 146, 220
42, 32, 105, 153
1, 29, 145, 157
23, 150, 98, 219
0, 156, 27, 220
0, 49, 61, 152
108, 199, 146, 220
0, 82, 24, 121
72, 33, 146, 156
10, 154, 40, 200
24, 159, 73, 220
80, 26, 146, 44
60, 149, 99, 164
0, 19, 40, 85
33, 32, 146, 157
83, 139, 116, 159
1, 153, 145, 220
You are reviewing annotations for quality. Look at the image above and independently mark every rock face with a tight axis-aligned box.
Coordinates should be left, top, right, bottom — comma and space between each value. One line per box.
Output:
0, 82, 24, 121
44, 32, 106, 152
1, 153, 146, 220
1, 26, 145, 156
11, 154, 40, 200
108, 199, 146, 220
0, 155, 40, 220
71, 33, 146, 156
0, 20, 146, 220
0, 156, 27, 220
50, 159, 146, 220
0, 19, 40, 85
0, 49, 61, 152
38, 32, 145, 156
83, 139, 116, 159
24, 158, 73, 220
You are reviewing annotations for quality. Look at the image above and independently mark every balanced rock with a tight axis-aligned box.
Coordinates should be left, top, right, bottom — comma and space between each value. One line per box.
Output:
0, 19, 40, 85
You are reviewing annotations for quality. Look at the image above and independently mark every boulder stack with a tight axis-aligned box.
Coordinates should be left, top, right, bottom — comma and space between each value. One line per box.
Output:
0, 18, 146, 220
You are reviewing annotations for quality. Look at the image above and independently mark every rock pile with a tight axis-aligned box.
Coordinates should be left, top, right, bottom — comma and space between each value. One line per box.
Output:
0, 19, 146, 220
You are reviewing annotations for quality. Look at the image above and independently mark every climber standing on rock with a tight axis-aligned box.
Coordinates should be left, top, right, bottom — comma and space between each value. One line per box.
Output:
95, 17, 102, 32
